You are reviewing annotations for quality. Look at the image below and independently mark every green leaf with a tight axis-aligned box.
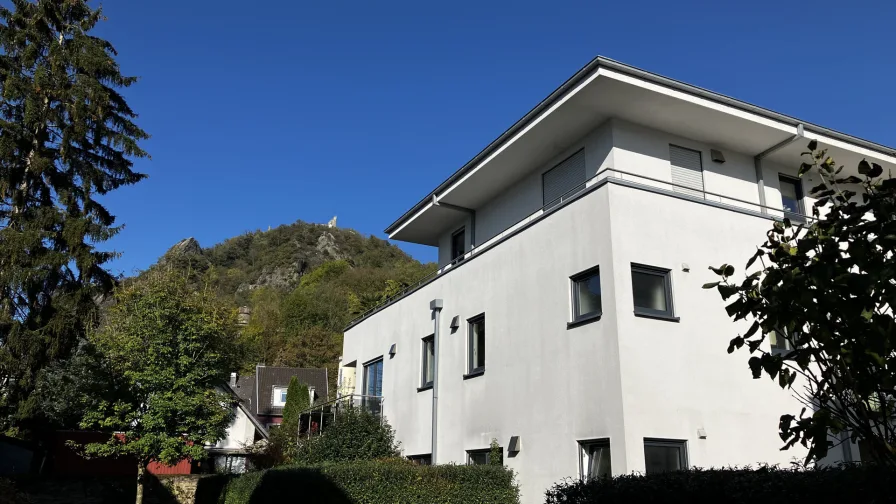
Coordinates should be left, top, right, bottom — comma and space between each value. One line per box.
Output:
745, 249, 764, 270
719, 285, 740, 301
807, 139, 817, 151
858, 159, 871, 175
798, 162, 813, 176
709, 265, 726, 276
724, 264, 735, 277
727, 336, 744, 354
744, 320, 761, 338
748, 356, 763, 379
869, 163, 883, 178
702, 281, 720, 289
861, 309, 873, 321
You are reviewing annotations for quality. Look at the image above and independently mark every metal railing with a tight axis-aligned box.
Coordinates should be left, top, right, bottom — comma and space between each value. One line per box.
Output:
295, 394, 385, 438
345, 167, 812, 329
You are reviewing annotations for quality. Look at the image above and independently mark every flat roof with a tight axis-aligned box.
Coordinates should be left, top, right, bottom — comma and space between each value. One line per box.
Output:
384, 56, 896, 235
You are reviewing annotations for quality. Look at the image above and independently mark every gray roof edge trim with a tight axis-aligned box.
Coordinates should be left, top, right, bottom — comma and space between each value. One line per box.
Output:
384, 56, 896, 235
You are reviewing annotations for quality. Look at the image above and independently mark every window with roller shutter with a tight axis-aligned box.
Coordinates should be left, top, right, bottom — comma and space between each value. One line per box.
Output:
669, 145, 704, 198
542, 149, 586, 209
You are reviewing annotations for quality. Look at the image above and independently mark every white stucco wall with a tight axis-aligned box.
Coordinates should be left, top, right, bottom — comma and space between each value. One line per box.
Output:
344, 117, 849, 503
216, 405, 257, 449
436, 120, 615, 266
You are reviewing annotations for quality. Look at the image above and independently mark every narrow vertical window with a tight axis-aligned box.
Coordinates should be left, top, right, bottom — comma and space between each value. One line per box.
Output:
451, 227, 465, 262
467, 314, 485, 376
420, 335, 434, 389
778, 175, 805, 222
579, 439, 611, 480
669, 145, 704, 198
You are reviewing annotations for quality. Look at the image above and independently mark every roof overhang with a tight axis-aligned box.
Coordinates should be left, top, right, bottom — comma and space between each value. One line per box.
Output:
386, 56, 896, 245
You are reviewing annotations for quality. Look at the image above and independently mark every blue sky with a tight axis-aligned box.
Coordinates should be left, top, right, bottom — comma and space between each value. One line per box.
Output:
94, 0, 894, 275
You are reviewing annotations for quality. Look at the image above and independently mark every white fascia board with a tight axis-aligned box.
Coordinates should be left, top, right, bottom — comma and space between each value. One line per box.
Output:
599, 68, 797, 136
387, 201, 434, 239
802, 130, 896, 165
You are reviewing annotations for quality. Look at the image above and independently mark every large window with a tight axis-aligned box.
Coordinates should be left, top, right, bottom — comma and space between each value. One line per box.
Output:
363, 358, 383, 397
451, 227, 465, 262
579, 439, 611, 480
272, 386, 287, 407
643, 439, 687, 474
543, 149, 586, 209
421, 335, 434, 389
778, 175, 805, 222
467, 447, 501, 465
467, 314, 486, 376
571, 266, 602, 324
669, 145, 704, 198
631, 264, 676, 320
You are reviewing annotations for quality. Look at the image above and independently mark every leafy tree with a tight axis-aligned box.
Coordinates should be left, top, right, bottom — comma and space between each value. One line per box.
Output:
0, 0, 148, 433
489, 438, 503, 466
77, 269, 238, 504
240, 287, 284, 369
294, 406, 399, 464
706, 141, 896, 467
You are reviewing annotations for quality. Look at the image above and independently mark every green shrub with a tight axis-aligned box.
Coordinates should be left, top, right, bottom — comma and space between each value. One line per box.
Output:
544, 464, 895, 504
294, 407, 399, 464
220, 460, 519, 504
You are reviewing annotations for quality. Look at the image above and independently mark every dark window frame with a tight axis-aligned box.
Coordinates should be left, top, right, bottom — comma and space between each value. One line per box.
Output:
362, 356, 384, 397
466, 313, 486, 377
466, 447, 501, 465
451, 227, 466, 262
419, 335, 434, 390
643, 438, 688, 474
578, 438, 611, 480
407, 454, 432, 465
570, 265, 602, 327
631, 264, 678, 321
778, 174, 806, 223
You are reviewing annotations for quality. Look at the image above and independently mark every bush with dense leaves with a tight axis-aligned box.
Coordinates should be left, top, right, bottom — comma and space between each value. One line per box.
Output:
294, 407, 400, 464
544, 465, 895, 504
219, 460, 519, 504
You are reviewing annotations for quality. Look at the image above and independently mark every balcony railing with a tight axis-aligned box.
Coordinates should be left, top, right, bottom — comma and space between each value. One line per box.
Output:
345, 167, 812, 330
295, 394, 385, 438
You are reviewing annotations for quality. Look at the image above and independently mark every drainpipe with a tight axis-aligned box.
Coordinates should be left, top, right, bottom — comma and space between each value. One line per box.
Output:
754, 124, 805, 215
430, 299, 444, 463
432, 195, 476, 249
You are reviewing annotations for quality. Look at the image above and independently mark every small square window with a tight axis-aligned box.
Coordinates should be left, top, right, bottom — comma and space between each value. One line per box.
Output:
468, 314, 485, 375
769, 329, 794, 354
631, 264, 676, 320
272, 386, 288, 407
643, 438, 687, 475
467, 447, 501, 465
571, 266, 602, 323
421, 335, 434, 388
579, 439, 611, 480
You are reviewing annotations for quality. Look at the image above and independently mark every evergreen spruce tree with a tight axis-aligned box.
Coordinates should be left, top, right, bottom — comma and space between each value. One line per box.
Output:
0, 0, 148, 433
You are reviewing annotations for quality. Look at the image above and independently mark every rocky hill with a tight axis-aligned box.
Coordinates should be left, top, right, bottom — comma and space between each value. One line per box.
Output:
157, 219, 431, 306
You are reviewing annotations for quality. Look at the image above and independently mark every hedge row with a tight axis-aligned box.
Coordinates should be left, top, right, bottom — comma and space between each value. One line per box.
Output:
545, 464, 895, 504
219, 460, 519, 504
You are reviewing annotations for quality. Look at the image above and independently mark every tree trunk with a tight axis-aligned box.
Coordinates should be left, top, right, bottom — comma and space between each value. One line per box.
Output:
135, 462, 146, 504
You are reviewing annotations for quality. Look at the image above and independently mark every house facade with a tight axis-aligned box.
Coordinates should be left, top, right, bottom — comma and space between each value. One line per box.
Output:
339, 57, 894, 503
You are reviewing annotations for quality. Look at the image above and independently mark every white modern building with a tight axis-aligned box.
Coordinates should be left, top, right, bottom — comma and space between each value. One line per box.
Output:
339, 56, 894, 503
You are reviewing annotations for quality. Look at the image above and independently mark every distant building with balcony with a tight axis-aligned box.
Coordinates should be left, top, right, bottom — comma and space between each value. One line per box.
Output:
338, 56, 894, 503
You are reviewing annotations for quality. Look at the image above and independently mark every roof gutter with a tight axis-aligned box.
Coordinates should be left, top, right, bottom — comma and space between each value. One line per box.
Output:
384, 56, 896, 235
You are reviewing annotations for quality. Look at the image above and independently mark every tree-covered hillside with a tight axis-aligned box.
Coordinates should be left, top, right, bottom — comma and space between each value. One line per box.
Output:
152, 220, 436, 390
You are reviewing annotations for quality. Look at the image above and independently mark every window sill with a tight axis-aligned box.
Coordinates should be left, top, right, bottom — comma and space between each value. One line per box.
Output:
567, 313, 602, 329
463, 369, 485, 380
633, 311, 680, 323
417, 384, 433, 392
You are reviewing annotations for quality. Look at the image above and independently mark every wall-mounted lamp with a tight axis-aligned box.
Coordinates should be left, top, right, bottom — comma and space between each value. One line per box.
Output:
450, 315, 460, 330
388, 343, 397, 358
508, 435, 522, 453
